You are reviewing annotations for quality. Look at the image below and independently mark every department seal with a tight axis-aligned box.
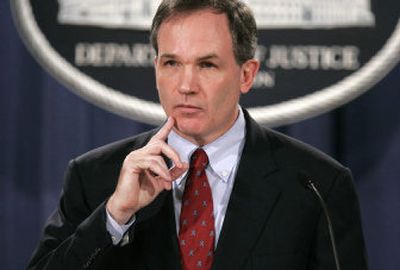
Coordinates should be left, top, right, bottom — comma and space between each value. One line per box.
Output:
12, 0, 400, 126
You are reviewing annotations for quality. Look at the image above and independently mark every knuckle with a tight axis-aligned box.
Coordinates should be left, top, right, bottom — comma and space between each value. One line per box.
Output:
155, 156, 165, 164
147, 140, 162, 150
149, 159, 158, 167
124, 152, 139, 166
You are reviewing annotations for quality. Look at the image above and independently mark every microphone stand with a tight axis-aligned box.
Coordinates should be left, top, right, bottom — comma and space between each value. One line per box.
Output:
299, 173, 341, 270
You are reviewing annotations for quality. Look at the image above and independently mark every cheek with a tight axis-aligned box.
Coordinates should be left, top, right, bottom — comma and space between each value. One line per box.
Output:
157, 76, 175, 104
159, 93, 171, 110
157, 87, 171, 111
214, 86, 239, 107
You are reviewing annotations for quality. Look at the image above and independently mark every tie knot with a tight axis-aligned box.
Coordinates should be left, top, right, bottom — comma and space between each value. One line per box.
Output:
190, 148, 209, 171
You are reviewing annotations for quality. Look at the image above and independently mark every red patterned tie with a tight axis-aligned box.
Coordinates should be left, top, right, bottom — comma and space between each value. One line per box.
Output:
179, 148, 215, 270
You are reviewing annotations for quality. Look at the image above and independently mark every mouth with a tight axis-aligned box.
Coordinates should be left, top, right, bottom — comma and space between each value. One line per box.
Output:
174, 104, 202, 114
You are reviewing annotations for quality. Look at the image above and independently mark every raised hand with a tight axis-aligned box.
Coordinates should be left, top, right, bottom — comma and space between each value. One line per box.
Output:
106, 117, 188, 225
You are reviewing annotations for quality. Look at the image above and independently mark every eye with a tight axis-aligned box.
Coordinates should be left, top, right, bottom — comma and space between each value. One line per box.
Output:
163, 60, 178, 67
199, 61, 216, 69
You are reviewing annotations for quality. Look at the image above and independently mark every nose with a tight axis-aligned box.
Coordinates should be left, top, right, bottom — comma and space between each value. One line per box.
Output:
178, 66, 198, 95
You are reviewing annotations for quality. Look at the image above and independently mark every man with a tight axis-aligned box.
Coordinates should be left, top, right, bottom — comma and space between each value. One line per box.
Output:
28, 0, 368, 269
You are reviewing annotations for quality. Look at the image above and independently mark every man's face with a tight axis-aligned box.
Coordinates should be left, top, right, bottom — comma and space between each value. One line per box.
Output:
154, 9, 258, 145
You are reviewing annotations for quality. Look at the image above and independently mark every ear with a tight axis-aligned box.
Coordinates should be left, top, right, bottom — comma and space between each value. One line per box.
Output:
154, 56, 160, 89
239, 59, 260, 94
154, 56, 159, 78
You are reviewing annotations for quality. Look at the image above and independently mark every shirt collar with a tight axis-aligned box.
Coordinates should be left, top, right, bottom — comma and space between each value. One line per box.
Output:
168, 107, 246, 186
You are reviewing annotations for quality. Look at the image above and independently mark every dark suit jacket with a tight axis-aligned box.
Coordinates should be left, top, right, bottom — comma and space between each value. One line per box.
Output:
28, 111, 368, 270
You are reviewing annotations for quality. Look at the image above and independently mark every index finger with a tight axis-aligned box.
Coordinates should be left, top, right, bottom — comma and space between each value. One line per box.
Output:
153, 116, 175, 140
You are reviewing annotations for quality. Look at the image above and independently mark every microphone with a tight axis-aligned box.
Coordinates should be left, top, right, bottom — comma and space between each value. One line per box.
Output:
298, 172, 341, 270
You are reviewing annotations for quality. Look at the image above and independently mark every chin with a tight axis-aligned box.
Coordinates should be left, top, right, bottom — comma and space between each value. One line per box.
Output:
175, 119, 205, 139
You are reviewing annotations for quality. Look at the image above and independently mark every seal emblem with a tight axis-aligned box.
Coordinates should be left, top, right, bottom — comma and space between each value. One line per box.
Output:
12, 0, 400, 126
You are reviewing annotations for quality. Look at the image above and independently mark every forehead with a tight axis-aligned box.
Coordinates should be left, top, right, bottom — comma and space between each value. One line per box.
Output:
157, 9, 234, 58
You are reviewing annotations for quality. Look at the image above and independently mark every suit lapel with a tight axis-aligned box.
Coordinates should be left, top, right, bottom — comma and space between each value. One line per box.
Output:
212, 114, 282, 270
138, 191, 182, 270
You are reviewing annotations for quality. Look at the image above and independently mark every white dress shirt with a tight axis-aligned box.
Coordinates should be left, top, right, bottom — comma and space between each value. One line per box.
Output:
107, 108, 246, 246
168, 108, 246, 246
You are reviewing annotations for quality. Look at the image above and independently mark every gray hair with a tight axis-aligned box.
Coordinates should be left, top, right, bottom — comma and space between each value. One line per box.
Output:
150, 0, 258, 65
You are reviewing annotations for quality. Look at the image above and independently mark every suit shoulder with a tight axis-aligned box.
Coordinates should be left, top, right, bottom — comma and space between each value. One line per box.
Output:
254, 126, 353, 197
243, 111, 346, 172
261, 127, 345, 171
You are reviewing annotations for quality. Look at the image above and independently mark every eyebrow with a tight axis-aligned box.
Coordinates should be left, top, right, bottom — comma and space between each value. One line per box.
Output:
159, 53, 177, 59
159, 53, 219, 61
197, 54, 219, 61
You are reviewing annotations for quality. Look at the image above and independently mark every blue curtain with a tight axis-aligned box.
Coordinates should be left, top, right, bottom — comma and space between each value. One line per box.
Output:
1, 1, 399, 269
